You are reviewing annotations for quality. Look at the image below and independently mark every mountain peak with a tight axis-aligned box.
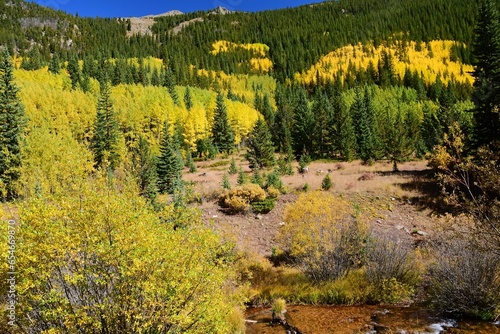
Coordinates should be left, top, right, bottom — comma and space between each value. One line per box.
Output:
210, 6, 233, 15
141, 10, 183, 18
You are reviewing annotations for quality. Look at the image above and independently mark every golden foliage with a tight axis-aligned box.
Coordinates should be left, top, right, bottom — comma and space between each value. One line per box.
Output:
219, 183, 267, 213
210, 40, 273, 73
211, 40, 270, 57
295, 39, 474, 86
14, 173, 244, 333
15, 68, 261, 158
278, 191, 357, 257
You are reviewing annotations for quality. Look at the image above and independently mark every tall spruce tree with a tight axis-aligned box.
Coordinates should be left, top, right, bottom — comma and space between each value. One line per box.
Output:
164, 67, 180, 106
311, 92, 333, 159
471, 0, 500, 150
0, 49, 26, 199
211, 92, 234, 154
48, 53, 61, 74
363, 86, 382, 160
292, 88, 314, 157
330, 77, 356, 160
90, 80, 120, 170
261, 94, 275, 128
157, 120, 182, 194
352, 86, 375, 163
67, 54, 81, 90
184, 86, 193, 111
131, 136, 158, 203
246, 118, 276, 169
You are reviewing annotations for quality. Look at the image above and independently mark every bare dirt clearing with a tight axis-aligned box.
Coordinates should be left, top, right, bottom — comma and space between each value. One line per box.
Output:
184, 157, 439, 257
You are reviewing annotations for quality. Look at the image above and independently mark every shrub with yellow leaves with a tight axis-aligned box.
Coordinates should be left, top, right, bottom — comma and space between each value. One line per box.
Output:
277, 191, 367, 282
219, 183, 267, 214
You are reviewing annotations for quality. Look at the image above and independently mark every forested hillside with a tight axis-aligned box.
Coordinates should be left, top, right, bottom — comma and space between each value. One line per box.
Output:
1, 0, 499, 332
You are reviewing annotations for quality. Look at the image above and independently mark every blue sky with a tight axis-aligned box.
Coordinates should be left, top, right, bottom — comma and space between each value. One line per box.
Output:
30, 0, 320, 17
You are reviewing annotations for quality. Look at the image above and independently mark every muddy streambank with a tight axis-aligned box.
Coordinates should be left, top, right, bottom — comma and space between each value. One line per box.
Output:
245, 305, 499, 334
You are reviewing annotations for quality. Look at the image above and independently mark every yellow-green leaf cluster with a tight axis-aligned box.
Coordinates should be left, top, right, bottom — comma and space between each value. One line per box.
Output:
295, 39, 474, 86
14, 174, 243, 333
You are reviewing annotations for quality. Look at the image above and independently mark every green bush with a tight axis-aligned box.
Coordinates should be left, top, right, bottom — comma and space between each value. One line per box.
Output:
321, 174, 333, 190
252, 198, 276, 214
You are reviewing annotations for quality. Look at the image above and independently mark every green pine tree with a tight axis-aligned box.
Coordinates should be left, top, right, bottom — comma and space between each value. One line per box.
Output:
352, 86, 375, 163
292, 88, 314, 157
321, 173, 333, 191
164, 67, 180, 106
246, 118, 276, 170
472, 0, 500, 151
221, 172, 231, 189
261, 94, 275, 128
0, 49, 26, 199
331, 78, 356, 161
311, 92, 333, 159
237, 166, 247, 185
251, 168, 264, 187
131, 136, 158, 203
67, 55, 81, 90
184, 86, 193, 111
157, 120, 183, 194
90, 80, 120, 170
185, 151, 197, 173
48, 53, 61, 74
211, 92, 235, 154
228, 157, 238, 174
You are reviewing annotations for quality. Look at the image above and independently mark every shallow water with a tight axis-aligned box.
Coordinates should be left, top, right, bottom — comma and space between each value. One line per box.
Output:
245, 305, 499, 334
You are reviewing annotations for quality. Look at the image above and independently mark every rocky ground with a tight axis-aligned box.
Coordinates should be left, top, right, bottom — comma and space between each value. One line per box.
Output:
184, 157, 440, 258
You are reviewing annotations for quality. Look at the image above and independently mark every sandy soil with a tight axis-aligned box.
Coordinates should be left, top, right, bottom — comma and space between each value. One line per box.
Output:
184, 156, 439, 257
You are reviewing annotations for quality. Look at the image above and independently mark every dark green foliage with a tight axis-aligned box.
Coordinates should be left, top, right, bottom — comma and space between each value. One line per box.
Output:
246, 118, 276, 170
67, 55, 81, 90
251, 198, 276, 214
131, 136, 158, 203
330, 78, 357, 161
163, 67, 180, 106
251, 168, 264, 187
364, 86, 383, 160
185, 151, 197, 173
172, 120, 184, 151
221, 172, 231, 189
228, 157, 238, 175
150, 67, 160, 86
292, 88, 314, 157
20, 46, 44, 70
227, 86, 239, 101
321, 174, 333, 191
184, 86, 193, 111
471, 0, 500, 151
237, 166, 247, 185
352, 86, 376, 164
383, 103, 416, 171
420, 103, 443, 152
297, 154, 309, 174
272, 86, 295, 175
48, 53, 61, 74
90, 81, 120, 170
311, 92, 334, 159
265, 170, 284, 192
0, 49, 26, 199
260, 94, 275, 128
211, 92, 234, 154
157, 121, 183, 194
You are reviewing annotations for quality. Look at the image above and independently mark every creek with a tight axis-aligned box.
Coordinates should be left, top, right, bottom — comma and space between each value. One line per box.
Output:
245, 305, 499, 334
